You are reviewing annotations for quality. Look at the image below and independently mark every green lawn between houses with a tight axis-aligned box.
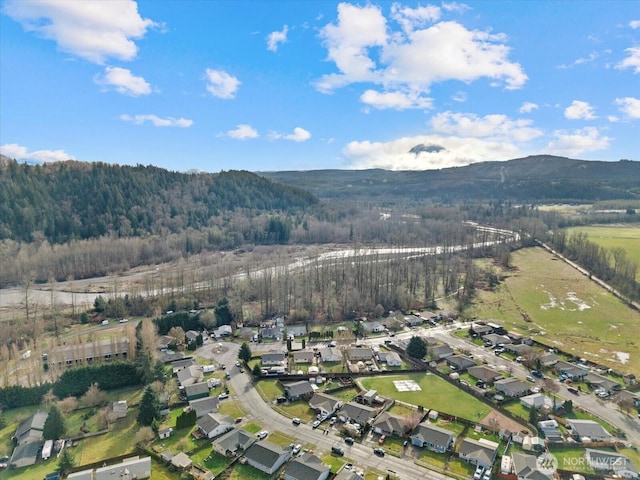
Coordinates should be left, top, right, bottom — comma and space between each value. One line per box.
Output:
358, 373, 492, 421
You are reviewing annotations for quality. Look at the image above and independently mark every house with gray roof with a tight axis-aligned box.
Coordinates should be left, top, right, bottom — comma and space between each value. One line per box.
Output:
95, 456, 151, 480
446, 354, 476, 372
284, 453, 331, 480
372, 412, 406, 437
468, 365, 503, 384
197, 413, 234, 439
362, 321, 385, 334
286, 324, 308, 337
586, 449, 639, 479
410, 422, 455, 453
337, 402, 377, 427
520, 393, 554, 410
554, 361, 589, 380
585, 372, 622, 393
177, 364, 204, 387
189, 396, 220, 417
428, 344, 454, 359
262, 351, 287, 366
170, 357, 197, 373
347, 347, 373, 362
481, 333, 511, 347
494, 377, 531, 398
243, 440, 292, 474
470, 324, 494, 337
284, 380, 315, 401
566, 419, 611, 442
538, 352, 559, 367
511, 452, 554, 480
309, 392, 343, 417
378, 351, 402, 366
319, 347, 342, 363
9, 441, 40, 468
293, 350, 316, 364
504, 344, 534, 356
212, 429, 255, 457
184, 381, 210, 401
458, 438, 499, 469
14, 410, 48, 446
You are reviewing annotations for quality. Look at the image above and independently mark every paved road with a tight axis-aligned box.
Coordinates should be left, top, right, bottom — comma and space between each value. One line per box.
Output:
196, 340, 456, 479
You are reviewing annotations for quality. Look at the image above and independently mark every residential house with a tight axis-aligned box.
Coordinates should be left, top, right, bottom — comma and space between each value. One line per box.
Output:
284, 381, 316, 401
189, 396, 220, 418
184, 382, 211, 401
362, 321, 385, 334
520, 393, 554, 410
538, 420, 563, 444
170, 452, 192, 470
309, 392, 343, 417
243, 440, 292, 474
171, 358, 197, 373
319, 347, 342, 363
259, 327, 282, 341
511, 452, 554, 480
494, 377, 531, 398
538, 352, 559, 367
107, 400, 128, 421
504, 344, 534, 356
185, 330, 201, 348
347, 347, 373, 362
372, 412, 406, 437
481, 334, 511, 347
615, 390, 640, 409
428, 344, 454, 360
405, 316, 424, 327
213, 325, 233, 338
177, 365, 204, 387
284, 453, 331, 480
159, 350, 184, 363
49, 338, 130, 366
286, 325, 308, 338
566, 419, 611, 442
469, 324, 494, 338
293, 350, 316, 364
584, 372, 622, 393
196, 413, 234, 439
13, 410, 48, 446
212, 429, 255, 457
468, 365, 503, 385
585, 449, 639, 479
458, 438, 499, 469
262, 351, 287, 366
337, 402, 377, 427
157, 335, 177, 350
378, 351, 402, 367
9, 442, 40, 468
554, 361, 589, 381
411, 422, 455, 453
94, 456, 152, 480
446, 355, 476, 372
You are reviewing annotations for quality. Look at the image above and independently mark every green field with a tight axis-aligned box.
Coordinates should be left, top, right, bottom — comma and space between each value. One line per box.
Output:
567, 224, 640, 279
469, 247, 640, 374
358, 373, 492, 421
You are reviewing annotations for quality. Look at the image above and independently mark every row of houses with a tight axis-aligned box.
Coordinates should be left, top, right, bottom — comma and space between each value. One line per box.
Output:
67, 456, 151, 480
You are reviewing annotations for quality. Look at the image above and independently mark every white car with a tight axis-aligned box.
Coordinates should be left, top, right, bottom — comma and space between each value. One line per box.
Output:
257, 430, 268, 440
218, 392, 229, 400
292, 444, 302, 455
312, 420, 321, 429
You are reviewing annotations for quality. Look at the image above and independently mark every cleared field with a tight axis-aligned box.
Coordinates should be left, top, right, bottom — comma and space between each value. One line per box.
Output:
469, 247, 640, 374
359, 373, 492, 421
567, 224, 640, 279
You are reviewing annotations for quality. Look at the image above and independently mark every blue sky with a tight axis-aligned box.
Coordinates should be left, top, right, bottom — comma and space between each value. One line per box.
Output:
1, 1, 638, 172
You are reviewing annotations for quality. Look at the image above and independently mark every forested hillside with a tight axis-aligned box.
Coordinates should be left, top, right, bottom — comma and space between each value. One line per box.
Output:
260, 155, 640, 203
0, 157, 318, 243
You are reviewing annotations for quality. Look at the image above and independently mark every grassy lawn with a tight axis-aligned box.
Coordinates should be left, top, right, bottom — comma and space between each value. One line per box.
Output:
380, 435, 406, 457
267, 430, 296, 446
190, 449, 231, 476
550, 446, 594, 474
73, 412, 139, 465
274, 401, 315, 422
321, 452, 347, 473
418, 448, 448, 468
469, 247, 640, 374
445, 457, 476, 478
218, 400, 246, 419
243, 421, 263, 434
319, 387, 358, 403
504, 401, 530, 421
227, 462, 270, 479
567, 225, 640, 280
254, 379, 283, 402
358, 373, 492, 421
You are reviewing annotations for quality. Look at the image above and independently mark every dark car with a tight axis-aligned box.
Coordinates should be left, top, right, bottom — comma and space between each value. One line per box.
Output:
331, 446, 345, 456
344, 437, 354, 445
373, 447, 385, 456
276, 396, 287, 404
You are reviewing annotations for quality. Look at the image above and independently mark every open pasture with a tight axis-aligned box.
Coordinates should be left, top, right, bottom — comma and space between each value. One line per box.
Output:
470, 247, 640, 374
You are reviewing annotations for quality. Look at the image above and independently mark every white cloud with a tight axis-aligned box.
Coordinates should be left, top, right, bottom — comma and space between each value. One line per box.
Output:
546, 127, 611, 156
0, 143, 75, 163
205, 68, 240, 99
615, 97, 640, 119
564, 100, 597, 120
342, 134, 521, 170
267, 25, 288, 52
315, 3, 526, 108
617, 46, 640, 74
452, 91, 467, 102
360, 89, 433, 110
223, 124, 259, 140
119, 114, 193, 127
519, 102, 539, 114
269, 127, 311, 142
630, 20, 640, 29
3, 0, 158, 64
430, 111, 543, 142
94, 66, 151, 96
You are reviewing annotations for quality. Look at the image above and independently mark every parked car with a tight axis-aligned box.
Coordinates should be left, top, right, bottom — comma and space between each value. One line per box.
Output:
292, 417, 301, 425
526, 375, 535, 383
373, 447, 385, 457
331, 446, 345, 456
292, 444, 302, 455
312, 420, 321, 429
218, 392, 229, 399
276, 396, 287, 404
531, 370, 543, 378
344, 437, 354, 445
568, 386, 579, 395
473, 465, 484, 480
329, 417, 337, 425
257, 430, 268, 440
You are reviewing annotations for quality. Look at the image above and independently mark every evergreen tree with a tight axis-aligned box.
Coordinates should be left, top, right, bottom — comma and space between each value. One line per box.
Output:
58, 448, 75, 475
215, 298, 233, 327
406, 336, 427, 359
252, 364, 262, 378
43, 404, 67, 440
137, 386, 160, 427
238, 342, 252, 363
